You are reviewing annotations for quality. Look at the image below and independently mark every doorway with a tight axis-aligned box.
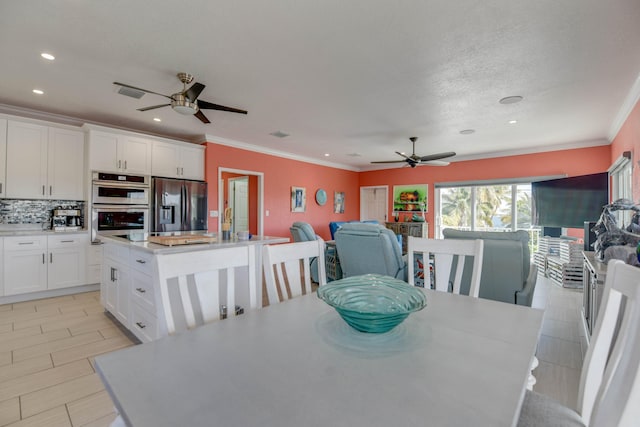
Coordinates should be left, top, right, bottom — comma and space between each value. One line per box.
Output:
360, 186, 389, 223
218, 168, 264, 236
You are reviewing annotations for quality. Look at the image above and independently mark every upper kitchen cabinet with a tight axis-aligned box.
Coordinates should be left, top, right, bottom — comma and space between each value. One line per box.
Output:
88, 130, 152, 175
151, 140, 205, 180
6, 121, 84, 200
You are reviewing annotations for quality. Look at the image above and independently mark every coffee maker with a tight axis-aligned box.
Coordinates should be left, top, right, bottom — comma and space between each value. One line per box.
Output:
51, 208, 82, 231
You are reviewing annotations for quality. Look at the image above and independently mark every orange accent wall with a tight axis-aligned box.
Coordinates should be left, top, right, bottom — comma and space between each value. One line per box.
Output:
610, 99, 640, 201
205, 142, 360, 240
359, 145, 612, 238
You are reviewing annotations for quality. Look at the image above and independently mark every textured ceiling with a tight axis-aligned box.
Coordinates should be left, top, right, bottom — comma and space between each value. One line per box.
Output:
0, 0, 639, 170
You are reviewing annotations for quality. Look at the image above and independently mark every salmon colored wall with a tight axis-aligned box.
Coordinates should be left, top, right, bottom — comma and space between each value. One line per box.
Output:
610, 99, 640, 201
205, 142, 360, 240
359, 145, 612, 238
221, 172, 259, 235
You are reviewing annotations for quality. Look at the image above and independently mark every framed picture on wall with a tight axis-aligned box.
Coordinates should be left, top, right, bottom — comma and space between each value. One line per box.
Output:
393, 184, 428, 212
334, 191, 345, 214
291, 186, 306, 212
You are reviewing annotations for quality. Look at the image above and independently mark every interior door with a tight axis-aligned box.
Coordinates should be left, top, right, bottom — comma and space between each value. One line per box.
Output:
360, 186, 388, 223
230, 177, 249, 233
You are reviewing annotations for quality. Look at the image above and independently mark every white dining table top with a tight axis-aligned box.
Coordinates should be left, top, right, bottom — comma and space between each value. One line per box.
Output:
95, 286, 543, 427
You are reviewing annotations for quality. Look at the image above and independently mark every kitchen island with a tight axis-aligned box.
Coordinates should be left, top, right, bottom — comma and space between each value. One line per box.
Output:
99, 232, 289, 342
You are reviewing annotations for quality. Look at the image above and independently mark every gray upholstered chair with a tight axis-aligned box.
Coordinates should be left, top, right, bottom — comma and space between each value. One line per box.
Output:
289, 222, 322, 282
442, 228, 538, 306
334, 223, 407, 280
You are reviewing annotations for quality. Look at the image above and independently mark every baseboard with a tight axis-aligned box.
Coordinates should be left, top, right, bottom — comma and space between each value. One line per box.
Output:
0, 283, 100, 305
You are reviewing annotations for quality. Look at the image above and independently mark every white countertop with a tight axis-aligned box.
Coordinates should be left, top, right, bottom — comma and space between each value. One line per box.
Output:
98, 232, 289, 254
0, 225, 89, 237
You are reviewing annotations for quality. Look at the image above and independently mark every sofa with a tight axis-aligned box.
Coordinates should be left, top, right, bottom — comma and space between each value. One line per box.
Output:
442, 228, 538, 306
334, 223, 407, 280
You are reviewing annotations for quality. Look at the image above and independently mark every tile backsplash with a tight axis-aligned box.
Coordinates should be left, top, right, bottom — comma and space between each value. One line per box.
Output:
0, 200, 85, 228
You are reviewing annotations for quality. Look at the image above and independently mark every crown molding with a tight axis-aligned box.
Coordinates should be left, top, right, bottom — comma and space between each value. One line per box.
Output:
200, 133, 360, 172
608, 71, 640, 142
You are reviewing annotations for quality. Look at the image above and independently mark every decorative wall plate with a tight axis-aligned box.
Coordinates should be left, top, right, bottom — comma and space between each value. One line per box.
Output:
315, 188, 327, 206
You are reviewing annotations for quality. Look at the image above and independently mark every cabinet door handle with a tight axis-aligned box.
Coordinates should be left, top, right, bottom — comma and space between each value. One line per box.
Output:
61, 240, 74, 243
0, 182, 3, 194
177, 167, 180, 175
181, 167, 184, 175
124, 160, 127, 170
135, 287, 146, 293
118, 160, 122, 169
49, 186, 52, 195
136, 259, 146, 264
50, 253, 53, 263
135, 322, 146, 329
19, 242, 34, 245
42, 253, 45, 264
42, 185, 45, 195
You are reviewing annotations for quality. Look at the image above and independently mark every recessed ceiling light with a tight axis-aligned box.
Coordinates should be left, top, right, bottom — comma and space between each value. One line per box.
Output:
509, 120, 518, 124
324, 153, 330, 157
40, 53, 55, 61
459, 129, 475, 135
32, 89, 44, 95
153, 117, 162, 122
499, 96, 523, 105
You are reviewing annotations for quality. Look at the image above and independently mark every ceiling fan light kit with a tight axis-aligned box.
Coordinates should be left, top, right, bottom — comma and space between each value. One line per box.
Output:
114, 72, 247, 124
371, 137, 456, 168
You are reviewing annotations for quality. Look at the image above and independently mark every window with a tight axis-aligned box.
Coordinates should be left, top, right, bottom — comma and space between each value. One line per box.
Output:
609, 152, 633, 227
435, 181, 540, 254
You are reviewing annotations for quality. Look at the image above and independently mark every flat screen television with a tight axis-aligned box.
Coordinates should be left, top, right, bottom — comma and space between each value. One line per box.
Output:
531, 173, 609, 228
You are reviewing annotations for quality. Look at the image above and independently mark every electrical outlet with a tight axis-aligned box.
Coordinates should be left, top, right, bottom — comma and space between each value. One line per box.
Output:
265, 210, 270, 217
210, 210, 218, 217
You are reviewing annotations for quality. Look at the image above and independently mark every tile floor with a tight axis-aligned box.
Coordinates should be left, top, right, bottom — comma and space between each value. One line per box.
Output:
531, 274, 585, 410
0, 275, 585, 426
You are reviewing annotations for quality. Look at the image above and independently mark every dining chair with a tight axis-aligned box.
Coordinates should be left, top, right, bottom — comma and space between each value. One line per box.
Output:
406, 236, 484, 297
263, 239, 327, 305
154, 245, 257, 336
518, 259, 640, 427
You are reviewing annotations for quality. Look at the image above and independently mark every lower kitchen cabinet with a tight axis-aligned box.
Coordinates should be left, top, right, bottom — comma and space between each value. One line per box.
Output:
4, 236, 48, 296
3, 234, 88, 296
102, 244, 130, 326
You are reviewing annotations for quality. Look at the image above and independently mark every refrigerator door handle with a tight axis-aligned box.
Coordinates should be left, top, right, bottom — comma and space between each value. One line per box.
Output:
181, 184, 187, 230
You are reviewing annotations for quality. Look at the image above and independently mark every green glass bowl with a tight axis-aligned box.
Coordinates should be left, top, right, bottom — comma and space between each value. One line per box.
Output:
317, 274, 427, 333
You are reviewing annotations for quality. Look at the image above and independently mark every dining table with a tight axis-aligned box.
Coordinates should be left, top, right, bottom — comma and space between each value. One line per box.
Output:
95, 283, 544, 427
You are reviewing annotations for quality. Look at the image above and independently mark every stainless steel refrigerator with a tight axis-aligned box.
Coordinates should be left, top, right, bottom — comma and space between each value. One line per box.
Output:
151, 177, 208, 232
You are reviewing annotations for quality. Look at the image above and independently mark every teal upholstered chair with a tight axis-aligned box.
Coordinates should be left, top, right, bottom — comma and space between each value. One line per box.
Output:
334, 223, 407, 281
289, 222, 322, 283
442, 228, 538, 306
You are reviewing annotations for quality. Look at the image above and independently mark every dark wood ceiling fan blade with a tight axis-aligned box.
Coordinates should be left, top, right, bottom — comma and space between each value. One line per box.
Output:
113, 82, 172, 99
419, 151, 456, 162
197, 100, 248, 114
194, 110, 211, 124
184, 83, 205, 101
137, 104, 171, 112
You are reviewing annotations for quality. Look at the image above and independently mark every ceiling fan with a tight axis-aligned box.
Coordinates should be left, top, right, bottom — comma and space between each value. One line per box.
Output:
113, 72, 247, 124
371, 137, 456, 168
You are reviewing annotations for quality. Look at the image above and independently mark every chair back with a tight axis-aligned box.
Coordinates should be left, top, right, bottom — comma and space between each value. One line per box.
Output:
577, 259, 640, 427
263, 239, 327, 305
335, 223, 406, 280
154, 245, 257, 336
407, 236, 484, 296
290, 222, 317, 242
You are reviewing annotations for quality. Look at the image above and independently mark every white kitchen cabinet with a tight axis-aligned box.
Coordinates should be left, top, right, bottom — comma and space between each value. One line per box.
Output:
0, 119, 7, 198
151, 140, 205, 180
102, 243, 131, 325
89, 130, 152, 175
5, 121, 84, 200
47, 234, 87, 290
4, 236, 48, 296
129, 249, 157, 342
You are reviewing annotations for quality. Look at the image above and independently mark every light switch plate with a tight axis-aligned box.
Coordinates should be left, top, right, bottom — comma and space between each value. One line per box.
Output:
210, 210, 218, 217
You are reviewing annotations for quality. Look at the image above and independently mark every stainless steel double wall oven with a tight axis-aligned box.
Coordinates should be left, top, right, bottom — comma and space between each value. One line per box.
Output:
91, 172, 150, 239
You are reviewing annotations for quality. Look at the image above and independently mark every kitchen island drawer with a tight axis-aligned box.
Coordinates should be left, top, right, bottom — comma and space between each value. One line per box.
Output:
130, 249, 153, 275
130, 303, 157, 343
130, 269, 155, 312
